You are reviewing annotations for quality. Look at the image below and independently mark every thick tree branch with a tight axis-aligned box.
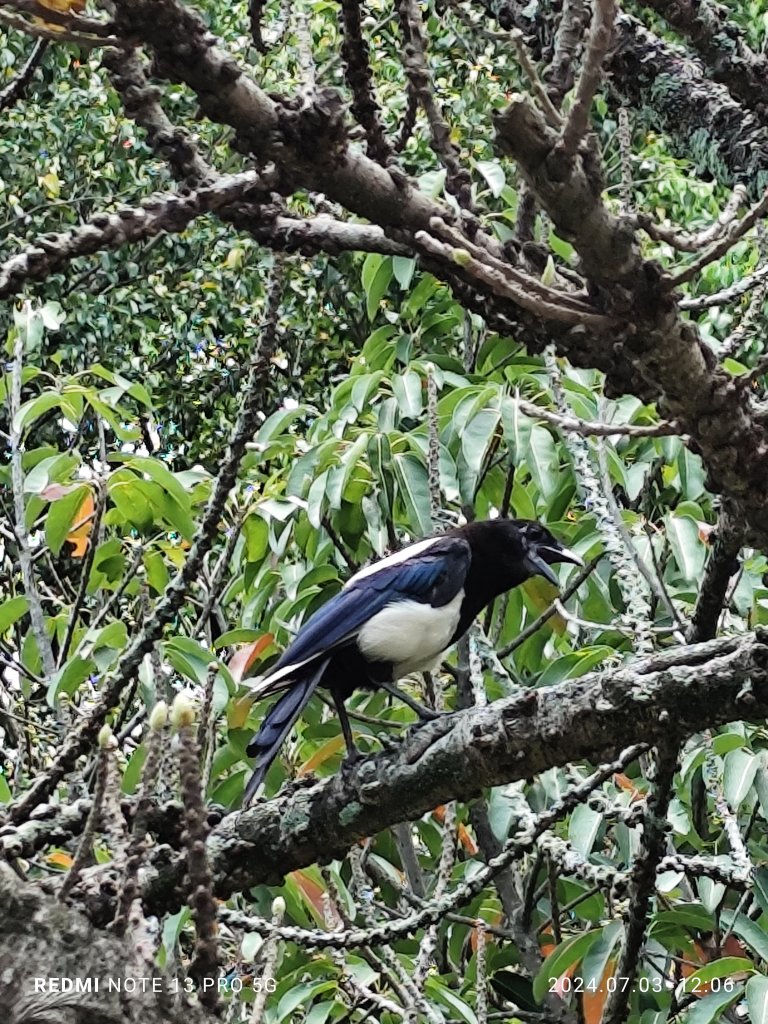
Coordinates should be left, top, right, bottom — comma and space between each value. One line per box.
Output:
478, 0, 768, 197
0, 862, 210, 1024
56, 629, 768, 924
494, 93, 768, 551
639, 0, 768, 121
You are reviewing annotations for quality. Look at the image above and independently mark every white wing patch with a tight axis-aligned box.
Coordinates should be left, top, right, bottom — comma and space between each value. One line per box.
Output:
346, 536, 439, 586
357, 591, 464, 677
247, 654, 319, 699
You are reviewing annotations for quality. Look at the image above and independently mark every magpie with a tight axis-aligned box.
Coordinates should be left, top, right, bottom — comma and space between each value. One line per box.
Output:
242, 519, 582, 804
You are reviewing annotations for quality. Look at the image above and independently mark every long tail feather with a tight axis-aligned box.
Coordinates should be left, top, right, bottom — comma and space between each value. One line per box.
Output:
242, 658, 329, 806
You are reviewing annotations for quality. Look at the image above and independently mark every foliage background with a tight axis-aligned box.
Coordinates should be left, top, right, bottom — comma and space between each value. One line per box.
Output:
3, 1, 768, 1022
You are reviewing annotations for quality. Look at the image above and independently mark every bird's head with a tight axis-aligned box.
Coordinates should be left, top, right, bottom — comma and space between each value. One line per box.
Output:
512, 519, 584, 586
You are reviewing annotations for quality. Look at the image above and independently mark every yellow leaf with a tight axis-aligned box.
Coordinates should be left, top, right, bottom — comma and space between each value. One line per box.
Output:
67, 492, 94, 558
47, 850, 74, 869
297, 734, 346, 776
225, 247, 245, 270
291, 869, 326, 917
39, 171, 60, 199
228, 695, 254, 730
37, 0, 86, 12
522, 576, 566, 635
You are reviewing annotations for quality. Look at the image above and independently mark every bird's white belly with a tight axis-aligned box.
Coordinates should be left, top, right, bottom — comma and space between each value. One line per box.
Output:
357, 592, 464, 678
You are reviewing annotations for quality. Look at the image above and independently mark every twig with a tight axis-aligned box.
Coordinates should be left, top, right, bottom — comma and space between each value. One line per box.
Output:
476, 924, 488, 1024
704, 738, 753, 881
498, 555, 601, 657
686, 509, 743, 642
250, 897, 284, 1024
427, 365, 442, 527
339, 0, 392, 164
395, 0, 472, 207
515, 395, 677, 437
193, 509, 248, 636
601, 738, 679, 1024
543, 0, 590, 104
0, 171, 267, 299
669, 187, 768, 288
0, 5, 121, 47
173, 696, 220, 1011
90, 543, 144, 628
112, 702, 167, 935
557, 0, 616, 159
414, 802, 457, 986
0, 37, 47, 112
58, 727, 117, 901
721, 276, 768, 358
679, 260, 768, 311
618, 106, 633, 215
415, 230, 614, 328
509, 29, 562, 128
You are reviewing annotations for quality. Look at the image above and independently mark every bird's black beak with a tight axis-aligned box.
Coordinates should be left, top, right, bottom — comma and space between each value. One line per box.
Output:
525, 544, 584, 587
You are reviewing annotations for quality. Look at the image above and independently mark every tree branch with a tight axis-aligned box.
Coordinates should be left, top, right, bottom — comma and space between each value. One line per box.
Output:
55, 628, 768, 924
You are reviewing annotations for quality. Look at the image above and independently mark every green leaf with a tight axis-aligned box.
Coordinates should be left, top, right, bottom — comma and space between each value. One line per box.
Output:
501, 395, 532, 466
121, 743, 148, 795
720, 910, 768, 963
0, 596, 29, 633
213, 628, 266, 649
275, 982, 337, 1022
746, 974, 768, 1024
12, 392, 62, 434
568, 802, 603, 856
392, 452, 432, 536
164, 636, 215, 685
243, 515, 269, 562
392, 370, 423, 417
257, 405, 304, 443
682, 986, 743, 1024
527, 424, 558, 500
533, 930, 602, 1003
723, 748, 759, 809
362, 254, 392, 320
109, 478, 154, 531
580, 920, 623, 988
681, 957, 753, 994
549, 229, 575, 263
124, 456, 191, 515
475, 159, 505, 197
424, 977, 478, 1024
402, 274, 439, 319
392, 256, 416, 289
144, 550, 169, 594
537, 647, 614, 686
47, 656, 92, 708
665, 512, 706, 580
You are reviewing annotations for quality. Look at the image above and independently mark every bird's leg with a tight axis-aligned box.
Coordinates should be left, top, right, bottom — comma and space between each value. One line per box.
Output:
376, 679, 444, 721
331, 690, 363, 766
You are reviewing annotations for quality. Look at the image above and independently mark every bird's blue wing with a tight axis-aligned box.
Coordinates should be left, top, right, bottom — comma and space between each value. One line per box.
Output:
267, 535, 471, 676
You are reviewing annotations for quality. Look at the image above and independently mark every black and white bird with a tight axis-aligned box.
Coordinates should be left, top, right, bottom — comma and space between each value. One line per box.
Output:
242, 518, 583, 804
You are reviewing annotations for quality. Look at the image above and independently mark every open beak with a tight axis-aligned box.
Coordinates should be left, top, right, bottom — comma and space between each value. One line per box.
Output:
525, 545, 584, 587
523, 551, 560, 586
544, 545, 584, 569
